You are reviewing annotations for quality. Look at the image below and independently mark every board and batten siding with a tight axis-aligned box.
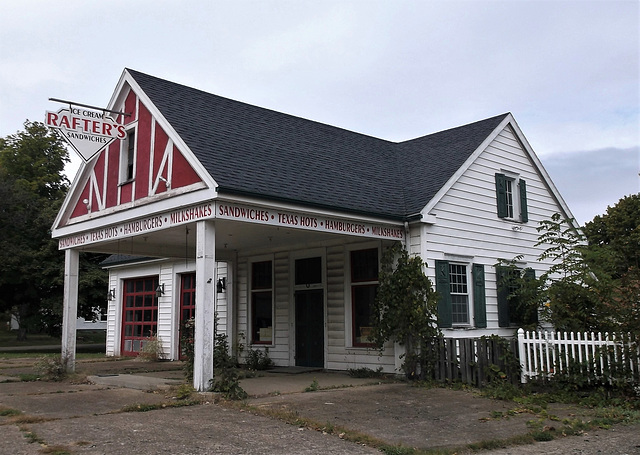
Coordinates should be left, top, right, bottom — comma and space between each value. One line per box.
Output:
423, 125, 566, 335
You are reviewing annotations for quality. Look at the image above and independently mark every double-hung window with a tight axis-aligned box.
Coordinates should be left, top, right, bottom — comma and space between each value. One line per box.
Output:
350, 248, 379, 347
435, 261, 487, 329
449, 264, 470, 325
251, 260, 273, 344
495, 172, 528, 223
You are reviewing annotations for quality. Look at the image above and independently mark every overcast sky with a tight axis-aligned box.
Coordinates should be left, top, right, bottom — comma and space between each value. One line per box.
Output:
1, 0, 638, 225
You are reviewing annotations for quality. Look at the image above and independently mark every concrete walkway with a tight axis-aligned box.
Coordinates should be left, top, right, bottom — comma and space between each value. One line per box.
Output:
86, 367, 383, 396
2, 357, 639, 454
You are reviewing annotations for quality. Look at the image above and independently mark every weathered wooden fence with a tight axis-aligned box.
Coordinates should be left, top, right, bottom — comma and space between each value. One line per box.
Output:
426, 336, 520, 387
517, 329, 640, 384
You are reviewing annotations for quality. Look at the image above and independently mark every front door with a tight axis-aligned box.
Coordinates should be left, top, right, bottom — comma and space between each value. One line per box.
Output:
295, 289, 324, 367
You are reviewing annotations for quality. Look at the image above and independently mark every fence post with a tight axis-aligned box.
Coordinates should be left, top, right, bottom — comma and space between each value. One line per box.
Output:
517, 328, 526, 383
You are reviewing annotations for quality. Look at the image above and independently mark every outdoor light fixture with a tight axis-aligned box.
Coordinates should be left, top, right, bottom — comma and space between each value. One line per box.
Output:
107, 289, 116, 301
155, 283, 165, 298
216, 277, 226, 293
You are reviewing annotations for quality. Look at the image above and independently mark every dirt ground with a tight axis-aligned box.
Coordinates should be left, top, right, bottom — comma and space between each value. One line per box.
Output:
0, 356, 639, 454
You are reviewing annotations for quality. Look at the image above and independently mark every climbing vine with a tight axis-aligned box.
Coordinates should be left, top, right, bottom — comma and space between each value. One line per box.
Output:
371, 242, 441, 379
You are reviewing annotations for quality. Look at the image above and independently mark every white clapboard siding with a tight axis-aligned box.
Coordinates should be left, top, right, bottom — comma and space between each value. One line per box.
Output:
156, 263, 174, 358
326, 245, 346, 348
215, 262, 228, 336
235, 257, 249, 355
425, 124, 570, 334
271, 251, 291, 364
105, 274, 119, 356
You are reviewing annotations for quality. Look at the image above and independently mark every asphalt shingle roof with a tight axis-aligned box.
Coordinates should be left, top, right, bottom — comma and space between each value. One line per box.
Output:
127, 69, 508, 220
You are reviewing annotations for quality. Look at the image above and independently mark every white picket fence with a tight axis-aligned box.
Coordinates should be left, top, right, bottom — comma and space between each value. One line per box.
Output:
517, 328, 640, 384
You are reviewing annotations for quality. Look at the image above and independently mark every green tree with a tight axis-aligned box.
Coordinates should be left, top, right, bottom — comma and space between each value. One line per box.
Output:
535, 213, 609, 332
371, 242, 441, 379
583, 195, 640, 335
0, 121, 108, 339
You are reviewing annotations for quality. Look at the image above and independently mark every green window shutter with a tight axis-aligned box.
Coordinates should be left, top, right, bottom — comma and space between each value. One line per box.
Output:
435, 260, 452, 328
472, 264, 487, 328
495, 173, 508, 218
519, 179, 528, 223
522, 268, 538, 325
495, 266, 510, 327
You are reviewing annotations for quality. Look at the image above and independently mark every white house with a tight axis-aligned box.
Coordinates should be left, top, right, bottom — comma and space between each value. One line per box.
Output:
51, 69, 576, 390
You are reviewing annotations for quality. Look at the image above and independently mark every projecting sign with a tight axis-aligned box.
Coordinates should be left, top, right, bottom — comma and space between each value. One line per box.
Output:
45, 107, 126, 162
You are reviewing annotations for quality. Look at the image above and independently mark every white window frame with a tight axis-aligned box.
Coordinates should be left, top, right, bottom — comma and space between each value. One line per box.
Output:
500, 170, 522, 222
120, 124, 137, 184
448, 261, 474, 328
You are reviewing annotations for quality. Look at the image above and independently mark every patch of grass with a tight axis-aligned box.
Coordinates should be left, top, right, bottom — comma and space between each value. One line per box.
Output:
14, 414, 50, 424
304, 378, 319, 392
21, 428, 45, 444
17, 373, 41, 382
0, 406, 21, 417
172, 383, 195, 400
120, 399, 201, 413
531, 430, 555, 441
40, 445, 72, 455
347, 366, 384, 378
466, 433, 534, 452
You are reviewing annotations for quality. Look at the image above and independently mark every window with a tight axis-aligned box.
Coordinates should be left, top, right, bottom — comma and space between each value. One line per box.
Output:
121, 276, 158, 356
449, 264, 470, 324
435, 261, 487, 329
351, 248, 378, 347
121, 128, 136, 182
251, 260, 273, 344
495, 173, 528, 222
496, 266, 538, 327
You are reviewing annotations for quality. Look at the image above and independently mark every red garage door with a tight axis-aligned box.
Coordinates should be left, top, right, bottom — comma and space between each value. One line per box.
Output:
121, 276, 159, 356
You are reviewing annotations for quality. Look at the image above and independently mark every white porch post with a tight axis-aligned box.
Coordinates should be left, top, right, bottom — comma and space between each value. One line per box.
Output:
61, 248, 79, 372
193, 220, 216, 391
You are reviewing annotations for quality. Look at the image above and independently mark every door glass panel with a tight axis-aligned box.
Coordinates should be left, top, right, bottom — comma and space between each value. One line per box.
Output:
295, 257, 322, 286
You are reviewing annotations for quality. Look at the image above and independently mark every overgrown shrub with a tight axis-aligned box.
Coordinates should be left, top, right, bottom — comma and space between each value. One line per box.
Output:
34, 355, 67, 381
245, 348, 274, 370
209, 367, 247, 400
137, 335, 164, 361
180, 318, 195, 381
347, 366, 384, 378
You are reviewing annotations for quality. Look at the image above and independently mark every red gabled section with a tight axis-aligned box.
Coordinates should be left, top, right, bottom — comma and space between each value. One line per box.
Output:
66, 88, 205, 221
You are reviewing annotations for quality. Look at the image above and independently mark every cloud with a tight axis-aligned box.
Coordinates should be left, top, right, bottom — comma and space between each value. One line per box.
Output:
542, 146, 639, 225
